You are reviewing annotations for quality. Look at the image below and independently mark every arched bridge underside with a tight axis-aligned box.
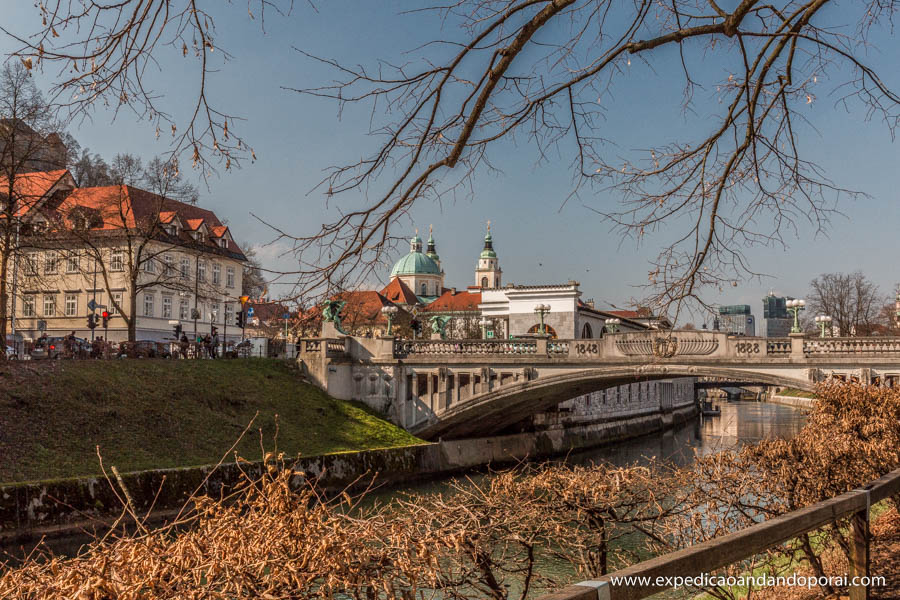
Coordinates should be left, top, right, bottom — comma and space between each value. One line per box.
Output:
298, 332, 900, 440
408, 365, 810, 440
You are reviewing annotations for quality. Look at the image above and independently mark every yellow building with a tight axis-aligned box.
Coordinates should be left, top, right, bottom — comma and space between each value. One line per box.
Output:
4, 169, 245, 344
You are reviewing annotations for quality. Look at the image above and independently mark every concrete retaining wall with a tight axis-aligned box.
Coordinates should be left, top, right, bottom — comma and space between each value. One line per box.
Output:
767, 394, 816, 410
1, 403, 696, 543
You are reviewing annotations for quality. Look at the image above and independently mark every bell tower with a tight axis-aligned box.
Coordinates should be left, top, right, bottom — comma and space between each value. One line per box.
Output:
475, 221, 502, 288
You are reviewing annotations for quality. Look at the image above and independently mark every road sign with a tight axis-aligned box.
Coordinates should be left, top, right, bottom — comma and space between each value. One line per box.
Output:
247, 307, 255, 317
410, 306, 420, 316
87, 299, 98, 311
283, 312, 290, 320
239, 295, 250, 305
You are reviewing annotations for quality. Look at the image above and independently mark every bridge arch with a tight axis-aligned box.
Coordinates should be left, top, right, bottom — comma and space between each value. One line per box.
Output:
410, 364, 813, 440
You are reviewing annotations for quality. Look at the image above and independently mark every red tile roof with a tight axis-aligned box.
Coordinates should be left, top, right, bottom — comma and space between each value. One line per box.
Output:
299, 291, 406, 329
380, 278, 419, 305
51, 184, 246, 260
423, 289, 482, 312
0, 169, 71, 217
246, 301, 294, 322
185, 218, 205, 230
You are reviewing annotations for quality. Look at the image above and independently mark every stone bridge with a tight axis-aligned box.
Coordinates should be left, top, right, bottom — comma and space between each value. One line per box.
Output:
298, 331, 900, 439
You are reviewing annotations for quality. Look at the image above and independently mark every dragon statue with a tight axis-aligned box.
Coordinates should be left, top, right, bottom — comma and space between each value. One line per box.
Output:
429, 315, 453, 340
322, 300, 349, 335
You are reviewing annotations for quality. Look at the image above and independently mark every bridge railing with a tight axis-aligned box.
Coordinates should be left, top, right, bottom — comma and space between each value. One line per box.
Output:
393, 339, 539, 357
537, 465, 900, 600
804, 337, 900, 356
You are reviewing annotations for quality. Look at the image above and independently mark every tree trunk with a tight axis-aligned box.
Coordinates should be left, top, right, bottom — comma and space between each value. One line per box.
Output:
128, 282, 138, 342
0, 224, 12, 350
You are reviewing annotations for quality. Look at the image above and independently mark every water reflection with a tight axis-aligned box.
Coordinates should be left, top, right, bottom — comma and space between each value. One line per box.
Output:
568, 400, 808, 469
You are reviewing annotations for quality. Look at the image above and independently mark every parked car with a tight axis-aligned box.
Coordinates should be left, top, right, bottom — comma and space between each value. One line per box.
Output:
4, 345, 17, 360
30, 336, 66, 360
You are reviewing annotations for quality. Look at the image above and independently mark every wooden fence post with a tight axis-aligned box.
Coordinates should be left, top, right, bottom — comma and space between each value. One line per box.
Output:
848, 489, 871, 600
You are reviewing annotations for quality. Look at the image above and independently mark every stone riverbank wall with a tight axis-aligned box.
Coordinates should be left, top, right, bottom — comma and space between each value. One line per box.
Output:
0, 404, 696, 542
767, 393, 816, 410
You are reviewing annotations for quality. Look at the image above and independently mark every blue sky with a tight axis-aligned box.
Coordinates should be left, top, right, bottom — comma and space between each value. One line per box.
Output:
2, 2, 898, 324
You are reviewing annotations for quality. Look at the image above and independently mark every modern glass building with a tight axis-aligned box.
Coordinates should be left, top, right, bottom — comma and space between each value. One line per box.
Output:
718, 304, 755, 336
762, 293, 793, 337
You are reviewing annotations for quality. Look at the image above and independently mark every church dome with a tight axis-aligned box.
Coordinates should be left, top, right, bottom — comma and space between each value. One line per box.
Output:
390, 251, 442, 277
479, 231, 497, 259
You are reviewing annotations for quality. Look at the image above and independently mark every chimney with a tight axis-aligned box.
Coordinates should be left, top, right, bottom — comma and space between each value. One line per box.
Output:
451, 287, 457, 295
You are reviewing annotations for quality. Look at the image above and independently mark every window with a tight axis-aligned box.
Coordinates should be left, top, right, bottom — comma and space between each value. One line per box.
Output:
219, 238, 228, 248
65, 294, 78, 317
198, 260, 206, 282
110, 249, 124, 272
66, 253, 80, 274
43, 294, 56, 316
212, 302, 220, 322
110, 292, 122, 316
22, 295, 35, 317
162, 295, 173, 318
212, 263, 220, 285
180, 298, 189, 320
143, 293, 154, 317
143, 256, 156, 273
226, 266, 235, 289
180, 257, 190, 279
225, 302, 234, 325
481, 277, 488, 288
25, 253, 38, 276
44, 251, 58, 275
421, 283, 426, 295
164, 254, 174, 276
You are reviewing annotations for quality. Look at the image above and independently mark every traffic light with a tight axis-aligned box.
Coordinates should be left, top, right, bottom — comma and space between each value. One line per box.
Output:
410, 318, 421, 335
173, 323, 183, 338
236, 311, 244, 328
87, 314, 97, 329
101, 310, 110, 328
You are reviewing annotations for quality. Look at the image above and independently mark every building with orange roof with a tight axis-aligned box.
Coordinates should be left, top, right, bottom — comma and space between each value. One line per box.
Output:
6, 169, 246, 344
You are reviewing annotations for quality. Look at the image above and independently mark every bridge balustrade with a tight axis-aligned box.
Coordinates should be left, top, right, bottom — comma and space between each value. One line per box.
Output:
394, 339, 538, 357
804, 337, 900, 356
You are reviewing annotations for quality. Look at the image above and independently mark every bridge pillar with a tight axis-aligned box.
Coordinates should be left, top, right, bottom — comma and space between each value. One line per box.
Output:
411, 373, 420, 426
790, 333, 805, 358
427, 371, 435, 413
470, 372, 477, 397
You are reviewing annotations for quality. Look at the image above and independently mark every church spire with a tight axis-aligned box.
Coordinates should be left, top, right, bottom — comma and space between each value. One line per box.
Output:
476, 219, 501, 288
426, 224, 441, 268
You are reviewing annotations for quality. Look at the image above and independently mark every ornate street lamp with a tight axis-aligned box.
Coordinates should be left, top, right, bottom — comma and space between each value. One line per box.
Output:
605, 317, 621, 334
381, 305, 399, 336
533, 304, 551, 335
814, 314, 832, 338
479, 317, 492, 340
787, 298, 806, 334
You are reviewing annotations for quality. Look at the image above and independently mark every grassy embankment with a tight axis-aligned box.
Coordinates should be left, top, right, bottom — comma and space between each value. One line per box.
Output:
775, 388, 817, 398
0, 358, 422, 484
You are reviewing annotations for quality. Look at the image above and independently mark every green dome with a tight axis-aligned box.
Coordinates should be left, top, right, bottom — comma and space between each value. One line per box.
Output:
390, 251, 441, 277
480, 231, 497, 259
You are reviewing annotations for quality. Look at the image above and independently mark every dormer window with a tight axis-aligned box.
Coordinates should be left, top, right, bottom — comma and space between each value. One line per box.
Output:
219, 238, 227, 248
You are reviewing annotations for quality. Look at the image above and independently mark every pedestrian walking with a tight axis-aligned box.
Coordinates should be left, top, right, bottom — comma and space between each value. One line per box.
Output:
211, 331, 220, 359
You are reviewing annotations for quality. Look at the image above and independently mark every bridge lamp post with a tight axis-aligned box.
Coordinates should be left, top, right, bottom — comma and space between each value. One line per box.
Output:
787, 299, 806, 334
479, 317, 492, 340
381, 305, 399, 336
814, 315, 832, 338
606, 317, 621, 334
534, 304, 551, 335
